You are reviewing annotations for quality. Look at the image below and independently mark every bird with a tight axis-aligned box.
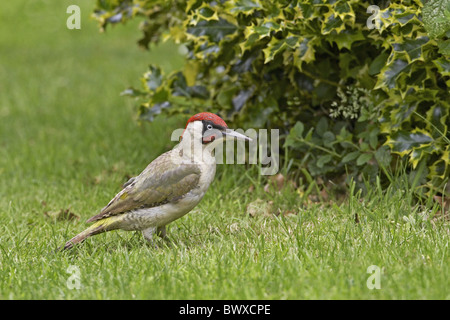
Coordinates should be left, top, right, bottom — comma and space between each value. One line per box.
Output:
62, 112, 251, 250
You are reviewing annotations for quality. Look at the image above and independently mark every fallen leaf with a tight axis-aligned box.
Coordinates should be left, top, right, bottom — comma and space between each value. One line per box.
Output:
246, 199, 273, 217
282, 210, 297, 217
264, 173, 297, 193
433, 195, 450, 218
270, 173, 285, 190
44, 209, 80, 221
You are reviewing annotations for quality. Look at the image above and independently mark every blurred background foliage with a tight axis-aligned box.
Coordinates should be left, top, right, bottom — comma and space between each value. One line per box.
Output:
93, 0, 450, 198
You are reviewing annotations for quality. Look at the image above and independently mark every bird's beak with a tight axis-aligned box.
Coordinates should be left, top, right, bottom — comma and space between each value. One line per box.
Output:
222, 129, 252, 141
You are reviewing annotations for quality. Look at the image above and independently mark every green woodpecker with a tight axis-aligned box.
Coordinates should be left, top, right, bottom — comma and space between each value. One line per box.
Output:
63, 112, 250, 249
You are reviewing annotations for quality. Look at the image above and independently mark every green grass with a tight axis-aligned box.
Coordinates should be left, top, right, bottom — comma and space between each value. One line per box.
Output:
0, 0, 449, 300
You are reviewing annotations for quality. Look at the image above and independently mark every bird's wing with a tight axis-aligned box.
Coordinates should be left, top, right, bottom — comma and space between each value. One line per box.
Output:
122, 176, 136, 189
86, 151, 201, 223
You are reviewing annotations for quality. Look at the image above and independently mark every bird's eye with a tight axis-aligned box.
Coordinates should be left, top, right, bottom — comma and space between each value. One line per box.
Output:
207, 124, 213, 130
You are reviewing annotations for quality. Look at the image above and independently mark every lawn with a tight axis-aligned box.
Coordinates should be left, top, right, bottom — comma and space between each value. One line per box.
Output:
0, 0, 448, 300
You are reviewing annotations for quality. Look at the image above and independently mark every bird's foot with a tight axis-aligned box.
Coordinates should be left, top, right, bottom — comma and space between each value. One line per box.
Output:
142, 226, 170, 249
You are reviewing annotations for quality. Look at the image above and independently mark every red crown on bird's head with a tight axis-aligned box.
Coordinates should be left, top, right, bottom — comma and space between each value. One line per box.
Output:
185, 112, 228, 129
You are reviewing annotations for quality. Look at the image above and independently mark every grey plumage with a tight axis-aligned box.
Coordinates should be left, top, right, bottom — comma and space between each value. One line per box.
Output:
87, 151, 201, 223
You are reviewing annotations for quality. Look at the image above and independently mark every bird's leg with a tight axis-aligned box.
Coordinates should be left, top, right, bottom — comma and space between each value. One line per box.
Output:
142, 226, 168, 248
157, 225, 172, 245
142, 227, 157, 246
156, 225, 166, 239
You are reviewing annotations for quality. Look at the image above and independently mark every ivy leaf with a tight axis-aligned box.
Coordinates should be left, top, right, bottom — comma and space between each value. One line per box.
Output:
187, 18, 238, 43
429, 159, 447, 180
194, 4, 219, 21
326, 29, 364, 50
410, 144, 438, 168
297, 3, 318, 21
433, 57, 450, 76
139, 101, 171, 122
387, 130, 434, 155
426, 103, 449, 138
142, 65, 163, 92
334, 1, 354, 21
322, 12, 344, 34
369, 52, 389, 76
227, 0, 263, 15
216, 87, 236, 108
263, 36, 299, 63
392, 36, 429, 63
375, 58, 411, 90
94, 0, 450, 196
294, 37, 316, 69
437, 39, 450, 56
241, 21, 281, 53
232, 87, 254, 112
121, 87, 147, 97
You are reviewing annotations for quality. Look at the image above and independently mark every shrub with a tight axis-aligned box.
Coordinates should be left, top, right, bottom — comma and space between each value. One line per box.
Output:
93, 0, 450, 196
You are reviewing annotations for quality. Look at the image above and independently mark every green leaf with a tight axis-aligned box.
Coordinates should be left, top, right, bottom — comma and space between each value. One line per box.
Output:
217, 87, 238, 108
263, 36, 299, 63
369, 52, 389, 76
433, 57, 450, 76
392, 36, 429, 62
292, 122, 305, 138
326, 29, 364, 50
322, 13, 344, 34
96, 0, 450, 196
323, 131, 336, 148
232, 88, 254, 112
437, 39, 450, 56
241, 21, 281, 53
227, 0, 262, 14
143, 65, 163, 91
425, 103, 449, 138
195, 4, 219, 21
369, 128, 379, 149
374, 146, 392, 168
316, 117, 329, 137
121, 87, 147, 97
317, 154, 333, 168
387, 130, 434, 155
139, 101, 171, 122
294, 37, 316, 68
187, 18, 237, 43
356, 153, 373, 166
375, 58, 411, 90
342, 151, 360, 163
422, 0, 450, 38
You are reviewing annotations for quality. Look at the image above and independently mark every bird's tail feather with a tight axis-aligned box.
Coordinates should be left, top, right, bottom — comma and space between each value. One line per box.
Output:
61, 219, 114, 250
